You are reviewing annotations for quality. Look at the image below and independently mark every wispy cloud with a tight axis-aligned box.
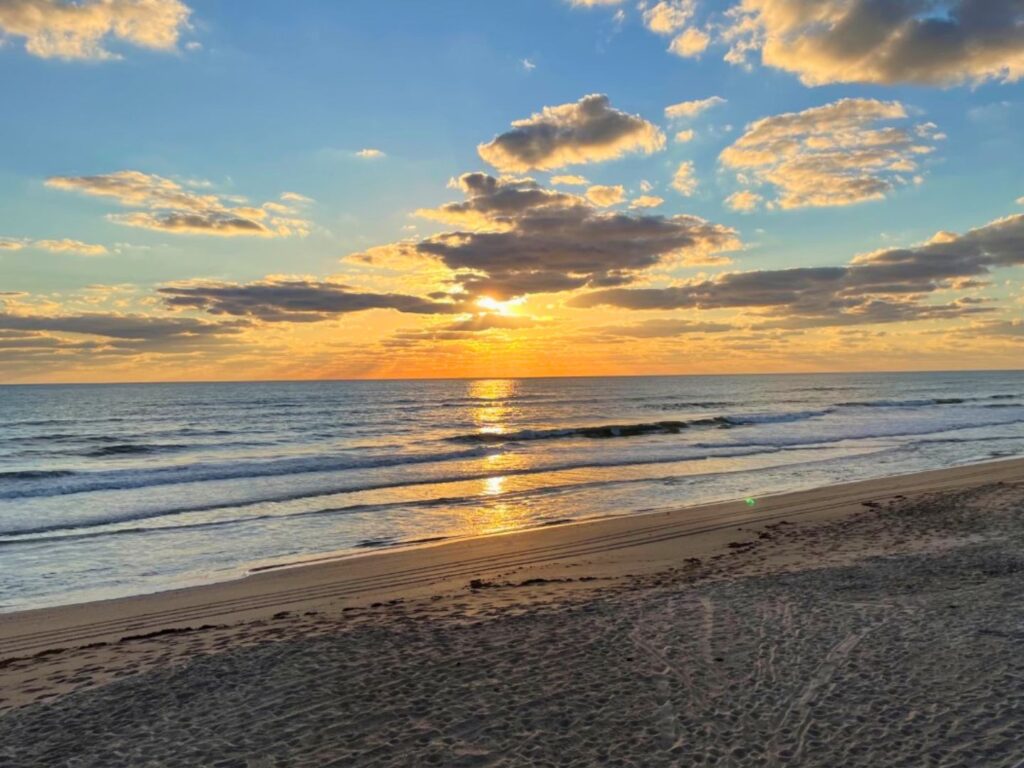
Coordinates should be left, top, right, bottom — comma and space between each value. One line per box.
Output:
0, 237, 108, 255
665, 96, 726, 121
671, 161, 697, 195
46, 170, 311, 238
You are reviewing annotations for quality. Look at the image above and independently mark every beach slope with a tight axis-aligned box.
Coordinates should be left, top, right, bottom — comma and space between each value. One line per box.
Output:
2, 458, 1023, 766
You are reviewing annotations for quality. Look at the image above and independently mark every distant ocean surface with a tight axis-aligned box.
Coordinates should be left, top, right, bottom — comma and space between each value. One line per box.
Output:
2, 372, 1023, 612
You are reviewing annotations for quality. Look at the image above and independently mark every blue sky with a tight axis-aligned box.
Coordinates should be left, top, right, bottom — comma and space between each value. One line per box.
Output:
1, 0, 1023, 381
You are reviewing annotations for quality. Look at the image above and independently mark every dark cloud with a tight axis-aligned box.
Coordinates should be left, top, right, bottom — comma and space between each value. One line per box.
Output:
0, 311, 244, 340
477, 94, 665, 172
406, 173, 739, 300
570, 212, 1023, 327
726, 0, 1024, 86
158, 280, 461, 322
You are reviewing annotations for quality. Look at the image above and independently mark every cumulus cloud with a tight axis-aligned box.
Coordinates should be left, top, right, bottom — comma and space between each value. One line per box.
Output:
642, 1, 695, 34
725, 190, 763, 212
46, 170, 311, 237
723, 0, 1024, 86
477, 94, 665, 172
674, 129, 695, 143
719, 98, 939, 210
665, 96, 726, 121
669, 26, 710, 57
671, 161, 698, 195
568, 0, 624, 6
405, 172, 739, 300
571, 211, 1024, 329
158, 279, 460, 322
0, 0, 191, 61
0, 240, 25, 250
629, 195, 665, 209
585, 184, 626, 206
356, 148, 385, 159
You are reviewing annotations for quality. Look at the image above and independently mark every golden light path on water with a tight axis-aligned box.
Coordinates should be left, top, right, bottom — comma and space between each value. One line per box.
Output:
463, 379, 535, 536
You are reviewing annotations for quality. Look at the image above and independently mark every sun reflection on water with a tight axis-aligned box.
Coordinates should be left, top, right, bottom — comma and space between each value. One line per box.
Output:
458, 380, 536, 534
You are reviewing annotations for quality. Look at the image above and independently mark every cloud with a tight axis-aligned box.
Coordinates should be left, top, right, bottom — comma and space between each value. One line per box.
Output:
724, 190, 763, 212
571, 211, 1024, 329
671, 161, 698, 195
477, 94, 666, 172
596, 317, 736, 337
521, 57, 536, 71
642, 1, 695, 34
719, 98, 939, 210
386, 313, 540, 345
567, 0, 624, 6
669, 27, 710, 57
0, 0, 191, 61
416, 172, 586, 230
406, 172, 739, 300
665, 96, 725, 121
585, 184, 625, 206
0, 237, 108, 255
158, 279, 461, 322
355, 148, 385, 159
550, 175, 589, 186
674, 129, 695, 143
723, 0, 1024, 86
629, 195, 665, 209
46, 170, 311, 237
34, 238, 108, 256
0, 310, 242, 340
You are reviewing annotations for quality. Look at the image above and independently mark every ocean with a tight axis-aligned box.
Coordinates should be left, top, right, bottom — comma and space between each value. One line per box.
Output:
1, 371, 1022, 612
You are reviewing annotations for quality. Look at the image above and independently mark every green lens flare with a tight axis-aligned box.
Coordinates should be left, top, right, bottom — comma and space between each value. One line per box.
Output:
745, 497, 756, 506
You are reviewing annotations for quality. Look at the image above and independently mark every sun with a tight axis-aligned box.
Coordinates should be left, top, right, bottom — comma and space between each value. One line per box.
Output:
475, 295, 525, 316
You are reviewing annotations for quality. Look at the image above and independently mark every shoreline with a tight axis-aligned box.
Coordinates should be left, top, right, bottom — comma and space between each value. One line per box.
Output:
4, 455, 1024, 764
3, 456, 1022, 662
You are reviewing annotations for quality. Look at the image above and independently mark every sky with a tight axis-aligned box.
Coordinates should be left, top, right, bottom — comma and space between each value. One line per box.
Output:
1, 0, 1023, 383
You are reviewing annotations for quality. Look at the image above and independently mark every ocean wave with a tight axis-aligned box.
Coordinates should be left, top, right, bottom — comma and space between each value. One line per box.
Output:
0, 443, 784, 536
0, 469, 77, 481
84, 443, 189, 457
448, 419, 725, 443
0, 445, 501, 501
448, 410, 835, 444
837, 394, 1017, 409
726, 409, 834, 425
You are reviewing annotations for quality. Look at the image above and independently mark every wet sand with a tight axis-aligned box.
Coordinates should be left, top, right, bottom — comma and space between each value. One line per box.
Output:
2, 458, 1023, 766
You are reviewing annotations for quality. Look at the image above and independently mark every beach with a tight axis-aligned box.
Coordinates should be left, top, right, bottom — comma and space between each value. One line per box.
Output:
2, 457, 1023, 766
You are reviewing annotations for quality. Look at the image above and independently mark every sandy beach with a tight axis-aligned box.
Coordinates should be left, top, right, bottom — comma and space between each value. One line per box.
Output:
2, 457, 1024, 766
